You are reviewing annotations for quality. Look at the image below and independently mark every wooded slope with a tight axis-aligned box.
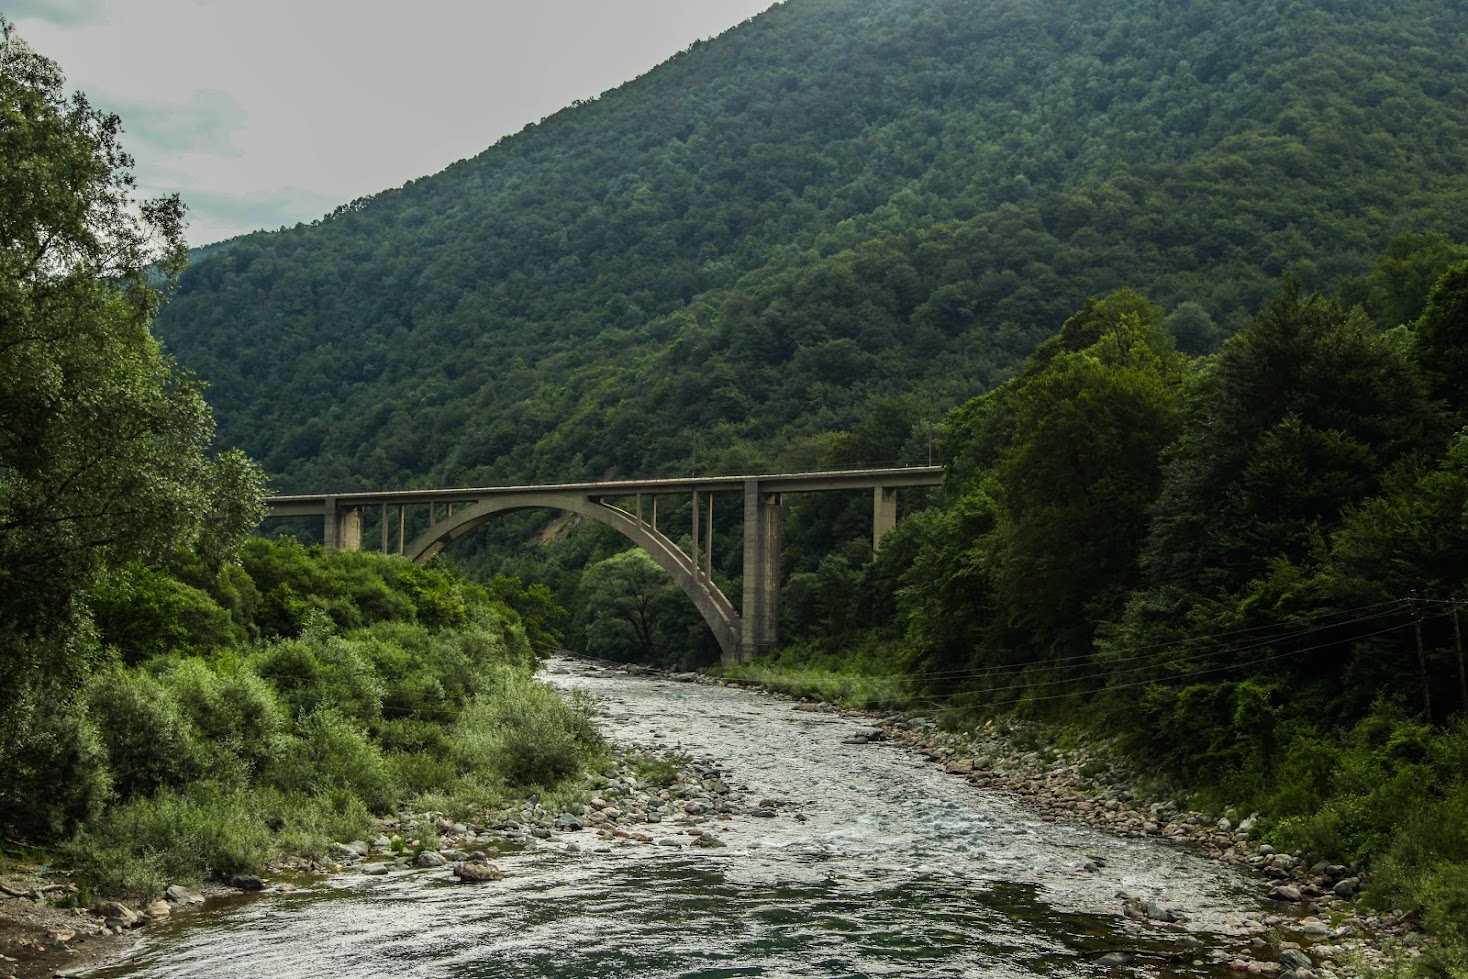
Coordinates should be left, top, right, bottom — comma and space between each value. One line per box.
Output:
154, 0, 1468, 490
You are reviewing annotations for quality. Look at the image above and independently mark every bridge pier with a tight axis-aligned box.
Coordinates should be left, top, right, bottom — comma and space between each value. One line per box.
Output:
873, 486, 898, 549
739, 480, 782, 663
322, 498, 363, 551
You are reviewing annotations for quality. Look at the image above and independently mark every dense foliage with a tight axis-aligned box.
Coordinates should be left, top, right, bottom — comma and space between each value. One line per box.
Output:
0, 29, 599, 909
153, 0, 1468, 501
759, 263, 1468, 971
0, 21, 268, 835
63, 540, 597, 899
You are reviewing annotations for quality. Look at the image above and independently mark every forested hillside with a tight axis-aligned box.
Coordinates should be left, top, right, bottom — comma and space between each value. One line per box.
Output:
155, 0, 1468, 493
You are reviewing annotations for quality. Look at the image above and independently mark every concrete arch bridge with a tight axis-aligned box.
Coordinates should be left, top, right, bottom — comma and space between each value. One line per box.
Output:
264, 468, 941, 663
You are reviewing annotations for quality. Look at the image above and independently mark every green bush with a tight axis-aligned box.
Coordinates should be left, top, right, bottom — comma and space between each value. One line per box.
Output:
68, 785, 271, 899
92, 564, 242, 662
85, 667, 207, 801
454, 672, 603, 788
247, 618, 385, 723
266, 709, 397, 811
255, 788, 375, 860
0, 700, 112, 839
161, 657, 286, 778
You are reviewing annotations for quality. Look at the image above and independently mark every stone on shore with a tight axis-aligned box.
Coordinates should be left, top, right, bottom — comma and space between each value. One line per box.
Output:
165, 884, 205, 906
225, 874, 265, 891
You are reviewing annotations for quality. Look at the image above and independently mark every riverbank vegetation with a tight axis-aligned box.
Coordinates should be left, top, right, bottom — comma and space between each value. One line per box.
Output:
65, 540, 601, 900
740, 257, 1468, 974
0, 26, 601, 908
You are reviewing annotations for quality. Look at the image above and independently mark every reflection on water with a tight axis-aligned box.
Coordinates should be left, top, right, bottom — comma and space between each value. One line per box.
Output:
93, 660, 1261, 979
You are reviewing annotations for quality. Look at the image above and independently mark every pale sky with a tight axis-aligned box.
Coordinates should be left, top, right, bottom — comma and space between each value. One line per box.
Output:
6, 0, 781, 245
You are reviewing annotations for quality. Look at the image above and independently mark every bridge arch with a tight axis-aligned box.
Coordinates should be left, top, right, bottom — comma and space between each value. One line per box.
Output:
404, 492, 742, 658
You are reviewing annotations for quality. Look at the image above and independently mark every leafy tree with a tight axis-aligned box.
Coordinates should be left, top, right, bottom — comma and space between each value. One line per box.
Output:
1142, 283, 1433, 596
993, 304, 1186, 657
1346, 232, 1468, 329
0, 24, 264, 837
1414, 260, 1468, 422
577, 549, 687, 663
483, 575, 567, 653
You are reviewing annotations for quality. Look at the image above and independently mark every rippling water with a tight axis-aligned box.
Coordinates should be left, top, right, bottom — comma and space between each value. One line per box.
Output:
93, 660, 1263, 979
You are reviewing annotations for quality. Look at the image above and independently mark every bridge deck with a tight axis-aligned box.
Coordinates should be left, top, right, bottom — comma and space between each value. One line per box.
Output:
265, 466, 943, 514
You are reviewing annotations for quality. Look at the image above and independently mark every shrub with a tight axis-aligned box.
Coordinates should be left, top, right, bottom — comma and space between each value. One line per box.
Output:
92, 564, 241, 662
266, 709, 397, 811
453, 672, 603, 788
68, 785, 271, 899
0, 700, 112, 839
85, 666, 207, 801
161, 657, 286, 778
255, 788, 375, 860
247, 617, 385, 724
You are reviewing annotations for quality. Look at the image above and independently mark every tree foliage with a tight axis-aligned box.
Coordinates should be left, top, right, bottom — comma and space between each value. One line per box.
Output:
148, 0, 1468, 505
0, 23, 266, 836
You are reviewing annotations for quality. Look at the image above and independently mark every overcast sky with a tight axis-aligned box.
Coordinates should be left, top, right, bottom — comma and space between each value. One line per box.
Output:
7, 0, 781, 245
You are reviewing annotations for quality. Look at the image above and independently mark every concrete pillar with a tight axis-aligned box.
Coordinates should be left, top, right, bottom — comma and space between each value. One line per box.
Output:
690, 490, 700, 579
322, 497, 339, 549
339, 507, 363, 551
705, 492, 714, 579
322, 498, 363, 551
381, 504, 389, 553
873, 486, 898, 550
739, 479, 782, 662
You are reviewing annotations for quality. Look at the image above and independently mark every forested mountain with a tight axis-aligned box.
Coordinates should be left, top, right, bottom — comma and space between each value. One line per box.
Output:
155, 0, 1468, 493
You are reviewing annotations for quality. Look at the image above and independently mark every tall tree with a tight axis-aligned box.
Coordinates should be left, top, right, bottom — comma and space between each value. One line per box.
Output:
0, 23, 264, 836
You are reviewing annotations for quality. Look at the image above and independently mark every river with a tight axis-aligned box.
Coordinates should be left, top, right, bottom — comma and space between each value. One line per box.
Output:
91, 659, 1266, 978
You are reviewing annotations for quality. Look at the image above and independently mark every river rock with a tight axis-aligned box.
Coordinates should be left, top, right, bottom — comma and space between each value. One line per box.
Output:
145, 900, 171, 919
1279, 949, 1313, 971
1269, 884, 1303, 902
165, 884, 205, 906
454, 862, 506, 883
94, 901, 138, 925
415, 851, 448, 868
1097, 952, 1135, 967
1145, 900, 1180, 923
226, 874, 265, 891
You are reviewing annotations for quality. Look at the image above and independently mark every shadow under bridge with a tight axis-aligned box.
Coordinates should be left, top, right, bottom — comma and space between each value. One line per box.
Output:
263, 468, 942, 664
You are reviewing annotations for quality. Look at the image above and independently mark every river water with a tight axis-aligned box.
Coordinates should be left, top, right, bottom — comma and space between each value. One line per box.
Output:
92, 660, 1266, 979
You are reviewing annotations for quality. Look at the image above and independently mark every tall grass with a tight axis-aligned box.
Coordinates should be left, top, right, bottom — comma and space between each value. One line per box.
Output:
66, 614, 601, 900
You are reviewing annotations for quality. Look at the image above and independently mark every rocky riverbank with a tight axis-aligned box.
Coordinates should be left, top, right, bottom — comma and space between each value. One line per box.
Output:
0, 865, 226, 979
673, 660, 1426, 979
870, 712, 1429, 978
0, 738, 752, 979
1, 661, 1427, 979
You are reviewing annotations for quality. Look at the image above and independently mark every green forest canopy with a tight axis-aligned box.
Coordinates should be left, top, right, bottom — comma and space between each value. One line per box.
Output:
153, 0, 1468, 497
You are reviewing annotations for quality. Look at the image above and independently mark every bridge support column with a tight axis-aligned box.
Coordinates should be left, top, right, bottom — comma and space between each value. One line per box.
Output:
738, 479, 781, 663
322, 498, 363, 551
874, 486, 898, 550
